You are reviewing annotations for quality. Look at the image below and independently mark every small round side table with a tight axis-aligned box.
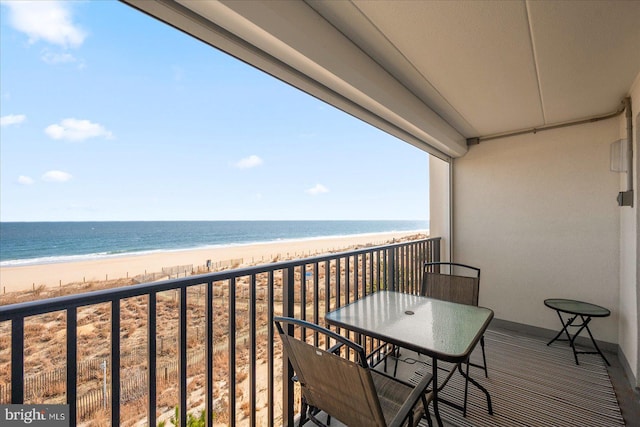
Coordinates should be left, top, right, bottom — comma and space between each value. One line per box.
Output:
544, 298, 610, 366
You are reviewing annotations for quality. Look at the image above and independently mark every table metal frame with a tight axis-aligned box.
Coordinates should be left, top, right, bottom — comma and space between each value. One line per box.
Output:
544, 298, 611, 366
325, 291, 494, 426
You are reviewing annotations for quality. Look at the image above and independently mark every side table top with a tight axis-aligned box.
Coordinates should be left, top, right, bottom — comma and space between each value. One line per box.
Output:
544, 298, 610, 317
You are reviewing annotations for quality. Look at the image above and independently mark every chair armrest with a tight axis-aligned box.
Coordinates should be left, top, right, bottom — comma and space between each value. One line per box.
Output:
388, 372, 434, 427
327, 342, 345, 355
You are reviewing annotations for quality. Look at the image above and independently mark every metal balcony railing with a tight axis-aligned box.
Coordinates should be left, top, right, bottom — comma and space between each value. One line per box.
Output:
0, 237, 441, 426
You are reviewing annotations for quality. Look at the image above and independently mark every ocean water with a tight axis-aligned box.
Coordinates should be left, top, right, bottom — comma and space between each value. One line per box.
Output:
0, 220, 428, 267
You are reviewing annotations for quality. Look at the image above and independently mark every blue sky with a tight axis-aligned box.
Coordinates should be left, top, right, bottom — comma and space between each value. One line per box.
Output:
0, 0, 429, 222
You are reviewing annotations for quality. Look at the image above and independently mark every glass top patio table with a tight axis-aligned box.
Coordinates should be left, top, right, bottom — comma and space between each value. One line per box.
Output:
325, 291, 494, 425
325, 290, 494, 363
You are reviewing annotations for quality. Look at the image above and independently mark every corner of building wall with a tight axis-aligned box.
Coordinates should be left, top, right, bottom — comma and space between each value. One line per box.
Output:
636, 108, 640, 389
617, 344, 639, 393
627, 72, 640, 388
632, 75, 640, 388
429, 155, 451, 262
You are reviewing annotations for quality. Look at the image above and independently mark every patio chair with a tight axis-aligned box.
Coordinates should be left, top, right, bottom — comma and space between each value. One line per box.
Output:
274, 316, 434, 427
421, 262, 487, 415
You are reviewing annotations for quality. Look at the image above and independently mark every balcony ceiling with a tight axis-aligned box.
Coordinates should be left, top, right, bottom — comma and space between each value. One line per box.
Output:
123, 0, 640, 159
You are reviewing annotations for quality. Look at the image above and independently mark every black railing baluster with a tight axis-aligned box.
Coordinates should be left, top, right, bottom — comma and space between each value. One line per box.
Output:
398, 247, 402, 290
345, 256, 350, 305
398, 246, 403, 292
323, 260, 330, 351
267, 271, 274, 427
111, 299, 120, 427
313, 261, 319, 347
406, 245, 411, 293
403, 245, 408, 292
282, 267, 295, 427
405, 246, 409, 291
416, 244, 419, 291
382, 249, 388, 291
379, 249, 384, 291
148, 292, 157, 427
336, 258, 341, 309
300, 265, 307, 338
353, 255, 364, 301
397, 247, 402, 290
206, 282, 213, 427
249, 274, 257, 427
369, 251, 374, 294
11, 317, 24, 403
179, 287, 188, 427
66, 308, 77, 426
228, 278, 236, 426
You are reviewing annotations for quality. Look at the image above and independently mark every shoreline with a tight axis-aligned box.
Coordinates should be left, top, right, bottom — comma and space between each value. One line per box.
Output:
0, 228, 427, 267
0, 230, 427, 294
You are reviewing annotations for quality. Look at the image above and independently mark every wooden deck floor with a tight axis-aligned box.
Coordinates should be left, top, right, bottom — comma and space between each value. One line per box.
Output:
300, 325, 639, 427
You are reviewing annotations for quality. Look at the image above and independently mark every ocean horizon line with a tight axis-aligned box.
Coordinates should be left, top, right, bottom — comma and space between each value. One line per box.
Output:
0, 219, 426, 224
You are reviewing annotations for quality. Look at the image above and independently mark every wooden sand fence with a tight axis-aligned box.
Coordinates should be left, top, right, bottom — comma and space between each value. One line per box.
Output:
1, 347, 207, 420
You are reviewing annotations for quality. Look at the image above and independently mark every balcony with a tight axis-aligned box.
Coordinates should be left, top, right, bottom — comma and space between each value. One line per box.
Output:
2, 237, 638, 426
1, 2, 638, 425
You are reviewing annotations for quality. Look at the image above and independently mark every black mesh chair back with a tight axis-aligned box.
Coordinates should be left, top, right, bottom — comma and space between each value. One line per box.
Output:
274, 316, 433, 427
422, 262, 480, 306
420, 262, 487, 417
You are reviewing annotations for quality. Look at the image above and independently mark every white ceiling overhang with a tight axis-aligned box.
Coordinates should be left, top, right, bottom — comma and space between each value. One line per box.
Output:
121, 0, 640, 160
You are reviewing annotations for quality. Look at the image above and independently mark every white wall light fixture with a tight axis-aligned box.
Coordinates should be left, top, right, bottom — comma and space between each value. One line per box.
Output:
610, 138, 629, 172
612, 97, 635, 207
610, 136, 633, 207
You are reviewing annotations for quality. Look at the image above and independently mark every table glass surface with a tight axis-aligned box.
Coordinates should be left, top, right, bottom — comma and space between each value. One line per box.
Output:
544, 298, 610, 317
325, 291, 493, 362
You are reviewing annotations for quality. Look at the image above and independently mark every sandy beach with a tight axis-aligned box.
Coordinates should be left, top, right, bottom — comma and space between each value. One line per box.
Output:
0, 231, 426, 294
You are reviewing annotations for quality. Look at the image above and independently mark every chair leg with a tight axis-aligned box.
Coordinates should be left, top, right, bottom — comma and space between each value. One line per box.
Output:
463, 360, 470, 417
425, 412, 433, 427
480, 335, 488, 378
306, 406, 332, 427
383, 343, 397, 373
393, 352, 399, 377
422, 395, 433, 427
393, 345, 401, 377
299, 398, 309, 426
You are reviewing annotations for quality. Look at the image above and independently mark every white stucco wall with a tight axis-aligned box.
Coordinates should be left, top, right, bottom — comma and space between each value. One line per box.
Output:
618, 72, 639, 385
452, 119, 621, 344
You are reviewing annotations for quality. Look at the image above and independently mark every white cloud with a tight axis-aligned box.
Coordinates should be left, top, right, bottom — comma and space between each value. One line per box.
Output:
305, 184, 329, 195
1, 114, 26, 127
18, 175, 34, 185
42, 170, 72, 182
172, 65, 184, 81
41, 50, 77, 64
5, 0, 86, 48
234, 155, 263, 169
45, 118, 113, 141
